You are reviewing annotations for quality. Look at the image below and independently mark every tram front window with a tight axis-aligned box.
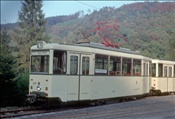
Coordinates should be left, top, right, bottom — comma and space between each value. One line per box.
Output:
31, 56, 49, 73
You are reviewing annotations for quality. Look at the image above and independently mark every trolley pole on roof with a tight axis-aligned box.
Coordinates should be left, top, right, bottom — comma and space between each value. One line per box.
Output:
82, 20, 128, 48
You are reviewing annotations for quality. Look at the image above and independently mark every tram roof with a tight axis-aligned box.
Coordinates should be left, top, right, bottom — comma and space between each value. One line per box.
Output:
152, 59, 175, 64
31, 41, 140, 55
77, 42, 140, 55
31, 41, 153, 60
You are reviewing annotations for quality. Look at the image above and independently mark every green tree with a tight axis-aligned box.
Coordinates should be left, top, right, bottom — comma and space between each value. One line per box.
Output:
0, 29, 30, 107
0, 29, 18, 107
12, 0, 48, 71
18, 0, 46, 42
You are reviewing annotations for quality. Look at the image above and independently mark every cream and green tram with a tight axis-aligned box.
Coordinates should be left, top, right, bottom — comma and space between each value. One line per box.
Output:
28, 41, 151, 104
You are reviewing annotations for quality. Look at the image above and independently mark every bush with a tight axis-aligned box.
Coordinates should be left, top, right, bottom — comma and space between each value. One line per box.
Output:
15, 71, 29, 106
0, 71, 29, 107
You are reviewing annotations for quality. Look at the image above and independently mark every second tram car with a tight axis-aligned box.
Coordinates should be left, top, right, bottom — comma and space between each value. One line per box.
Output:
28, 41, 175, 105
150, 59, 175, 94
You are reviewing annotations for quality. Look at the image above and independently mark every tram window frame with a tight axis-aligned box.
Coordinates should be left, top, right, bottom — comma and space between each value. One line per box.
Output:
122, 58, 132, 76
31, 56, 49, 73
164, 66, 167, 77
70, 56, 78, 75
174, 65, 175, 77
169, 66, 172, 77
82, 57, 90, 75
53, 50, 67, 74
109, 56, 121, 75
95, 54, 108, 75
145, 63, 149, 76
149, 62, 152, 77
133, 59, 141, 76
158, 63, 163, 77
151, 63, 156, 77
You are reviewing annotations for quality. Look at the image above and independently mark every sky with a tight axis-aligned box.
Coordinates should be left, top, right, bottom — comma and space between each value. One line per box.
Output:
1, 1, 139, 24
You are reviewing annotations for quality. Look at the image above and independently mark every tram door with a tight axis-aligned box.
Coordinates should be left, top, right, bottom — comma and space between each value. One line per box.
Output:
143, 61, 149, 94
164, 65, 173, 92
67, 53, 80, 101
164, 65, 169, 92
79, 54, 92, 100
67, 53, 92, 101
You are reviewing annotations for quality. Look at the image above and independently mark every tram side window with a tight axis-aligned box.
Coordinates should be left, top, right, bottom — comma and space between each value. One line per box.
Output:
133, 59, 141, 76
70, 56, 78, 75
82, 57, 89, 75
158, 64, 163, 77
169, 67, 172, 77
122, 58, 131, 76
53, 51, 67, 74
95, 54, 108, 75
143, 62, 149, 76
143, 63, 146, 76
151, 63, 156, 77
109, 57, 121, 75
164, 66, 167, 77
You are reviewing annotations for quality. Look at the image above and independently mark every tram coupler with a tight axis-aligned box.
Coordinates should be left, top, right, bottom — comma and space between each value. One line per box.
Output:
26, 94, 38, 105
149, 89, 161, 96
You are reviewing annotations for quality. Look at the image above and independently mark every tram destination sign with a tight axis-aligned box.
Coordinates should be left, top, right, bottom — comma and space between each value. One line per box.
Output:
31, 50, 50, 55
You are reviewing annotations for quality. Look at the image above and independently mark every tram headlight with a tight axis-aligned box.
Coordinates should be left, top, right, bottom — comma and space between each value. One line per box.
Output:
37, 85, 42, 91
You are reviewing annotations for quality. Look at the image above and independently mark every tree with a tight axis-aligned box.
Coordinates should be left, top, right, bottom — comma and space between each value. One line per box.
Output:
12, 0, 48, 71
18, 0, 46, 42
0, 28, 12, 55
0, 29, 18, 107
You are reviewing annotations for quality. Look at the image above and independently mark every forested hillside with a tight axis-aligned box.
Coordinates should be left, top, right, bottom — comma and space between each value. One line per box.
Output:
46, 2, 175, 60
2, 2, 175, 60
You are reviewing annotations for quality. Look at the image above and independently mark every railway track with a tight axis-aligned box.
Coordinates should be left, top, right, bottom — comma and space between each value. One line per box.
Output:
1, 95, 174, 118
0, 104, 91, 118
18, 95, 175, 119
0, 106, 46, 118
0, 99, 133, 118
